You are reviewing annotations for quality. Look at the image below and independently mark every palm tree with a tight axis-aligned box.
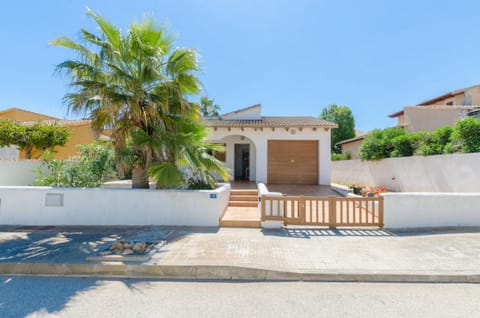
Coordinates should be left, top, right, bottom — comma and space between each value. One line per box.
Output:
199, 97, 221, 117
131, 106, 229, 189
51, 9, 202, 188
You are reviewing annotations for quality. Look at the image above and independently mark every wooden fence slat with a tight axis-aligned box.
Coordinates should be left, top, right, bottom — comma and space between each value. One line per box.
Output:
261, 195, 384, 227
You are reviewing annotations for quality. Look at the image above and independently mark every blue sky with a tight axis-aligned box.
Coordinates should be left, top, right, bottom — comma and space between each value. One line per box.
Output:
1, 0, 480, 131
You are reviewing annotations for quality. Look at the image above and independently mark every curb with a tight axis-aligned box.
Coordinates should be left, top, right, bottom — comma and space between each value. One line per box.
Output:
1, 263, 479, 283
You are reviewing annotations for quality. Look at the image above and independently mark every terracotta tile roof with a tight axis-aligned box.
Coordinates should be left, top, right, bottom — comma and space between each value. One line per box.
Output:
21, 119, 92, 126
203, 116, 337, 128
0, 107, 59, 120
336, 134, 367, 146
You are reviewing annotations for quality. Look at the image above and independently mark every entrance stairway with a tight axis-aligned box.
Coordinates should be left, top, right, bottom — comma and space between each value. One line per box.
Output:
228, 189, 258, 207
219, 189, 261, 228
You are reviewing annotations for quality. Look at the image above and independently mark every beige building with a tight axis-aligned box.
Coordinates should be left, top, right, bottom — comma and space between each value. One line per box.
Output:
389, 84, 480, 132
0, 108, 107, 159
337, 85, 480, 159
336, 134, 366, 160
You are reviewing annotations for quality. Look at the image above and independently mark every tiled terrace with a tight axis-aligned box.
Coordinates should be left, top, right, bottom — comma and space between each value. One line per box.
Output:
265, 184, 340, 196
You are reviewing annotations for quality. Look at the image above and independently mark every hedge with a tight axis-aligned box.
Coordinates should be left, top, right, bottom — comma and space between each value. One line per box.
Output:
359, 117, 480, 161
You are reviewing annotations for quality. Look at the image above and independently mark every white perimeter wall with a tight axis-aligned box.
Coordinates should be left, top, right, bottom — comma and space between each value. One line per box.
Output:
210, 127, 332, 185
332, 153, 480, 192
384, 193, 480, 228
0, 184, 230, 226
0, 160, 43, 186
0, 146, 19, 159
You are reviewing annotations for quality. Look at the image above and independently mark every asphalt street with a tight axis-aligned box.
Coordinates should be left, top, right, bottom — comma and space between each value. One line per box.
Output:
0, 276, 479, 317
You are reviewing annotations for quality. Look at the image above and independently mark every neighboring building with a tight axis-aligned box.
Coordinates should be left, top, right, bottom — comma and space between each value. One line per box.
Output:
389, 84, 480, 132
0, 108, 59, 122
0, 108, 107, 159
336, 133, 366, 160
204, 104, 337, 185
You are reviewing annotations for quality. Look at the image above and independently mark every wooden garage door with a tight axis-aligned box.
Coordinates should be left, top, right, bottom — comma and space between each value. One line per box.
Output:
268, 140, 318, 184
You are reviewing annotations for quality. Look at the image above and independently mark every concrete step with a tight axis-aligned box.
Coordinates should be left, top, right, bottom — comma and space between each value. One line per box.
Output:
228, 201, 258, 207
219, 219, 261, 228
229, 195, 258, 202
230, 190, 258, 196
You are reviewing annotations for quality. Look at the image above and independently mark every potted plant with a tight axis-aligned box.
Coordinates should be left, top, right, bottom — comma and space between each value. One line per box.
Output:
350, 184, 363, 195
375, 187, 387, 197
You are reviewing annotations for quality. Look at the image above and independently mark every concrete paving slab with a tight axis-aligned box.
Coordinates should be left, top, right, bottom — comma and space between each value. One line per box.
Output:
0, 226, 480, 282
0, 226, 174, 264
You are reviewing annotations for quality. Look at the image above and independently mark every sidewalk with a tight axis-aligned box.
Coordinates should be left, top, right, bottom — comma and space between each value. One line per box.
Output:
1, 226, 479, 282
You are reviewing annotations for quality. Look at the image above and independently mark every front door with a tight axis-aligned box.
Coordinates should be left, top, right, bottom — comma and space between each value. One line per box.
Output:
234, 144, 250, 180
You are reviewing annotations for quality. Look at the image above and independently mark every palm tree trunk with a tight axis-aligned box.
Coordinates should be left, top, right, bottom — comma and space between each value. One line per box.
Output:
132, 165, 149, 188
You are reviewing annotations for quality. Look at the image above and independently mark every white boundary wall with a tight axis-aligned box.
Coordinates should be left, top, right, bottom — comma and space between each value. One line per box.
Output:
0, 184, 230, 226
0, 160, 43, 186
332, 153, 480, 192
0, 146, 19, 159
384, 193, 480, 228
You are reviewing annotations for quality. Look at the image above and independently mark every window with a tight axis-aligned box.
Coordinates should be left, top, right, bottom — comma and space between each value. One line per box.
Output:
446, 101, 453, 106
209, 143, 226, 162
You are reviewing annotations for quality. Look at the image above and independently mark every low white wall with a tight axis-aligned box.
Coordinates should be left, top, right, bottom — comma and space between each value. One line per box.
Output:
0, 146, 19, 159
0, 160, 43, 186
0, 184, 230, 226
102, 180, 157, 189
332, 153, 480, 192
384, 193, 480, 228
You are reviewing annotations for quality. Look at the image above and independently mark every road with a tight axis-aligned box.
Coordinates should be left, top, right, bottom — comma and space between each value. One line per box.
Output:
0, 276, 479, 317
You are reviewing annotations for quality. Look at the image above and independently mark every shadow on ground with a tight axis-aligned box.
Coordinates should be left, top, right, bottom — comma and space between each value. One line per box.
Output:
0, 276, 154, 317
261, 227, 480, 239
0, 226, 174, 263
262, 228, 394, 238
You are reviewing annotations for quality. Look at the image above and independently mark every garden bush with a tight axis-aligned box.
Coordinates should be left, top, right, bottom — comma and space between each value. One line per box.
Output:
452, 117, 480, 153
359, 127, 405, 160
35, 142, 117, 187
391, 134, 417, 157
331, 152, 352, 161
359, 117, 480, 161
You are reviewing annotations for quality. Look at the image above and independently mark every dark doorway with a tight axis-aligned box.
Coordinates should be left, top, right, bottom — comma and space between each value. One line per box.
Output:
234, 144, 250, 180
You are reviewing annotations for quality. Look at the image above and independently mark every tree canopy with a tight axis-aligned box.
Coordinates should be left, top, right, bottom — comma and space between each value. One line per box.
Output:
51, 9, 229, 188
320, 104, 355, 153
0, 120, 70, 159
198, 97, 220, 117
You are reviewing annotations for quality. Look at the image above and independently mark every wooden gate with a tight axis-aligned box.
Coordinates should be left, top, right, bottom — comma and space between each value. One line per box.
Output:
261, 195, 384, 228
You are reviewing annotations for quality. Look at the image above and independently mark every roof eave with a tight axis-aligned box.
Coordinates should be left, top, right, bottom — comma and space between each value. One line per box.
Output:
388, 110, 404, 118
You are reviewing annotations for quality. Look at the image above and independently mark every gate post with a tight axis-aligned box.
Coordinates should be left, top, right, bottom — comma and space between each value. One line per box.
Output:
379, 195, 384, 228
328, 196, 337, 229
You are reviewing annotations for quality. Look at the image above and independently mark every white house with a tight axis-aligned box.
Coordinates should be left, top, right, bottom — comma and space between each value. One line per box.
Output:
204, 104, 337, 185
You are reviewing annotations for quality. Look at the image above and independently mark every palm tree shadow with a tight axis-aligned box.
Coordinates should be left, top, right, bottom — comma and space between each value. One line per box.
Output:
0, 276, 97, 317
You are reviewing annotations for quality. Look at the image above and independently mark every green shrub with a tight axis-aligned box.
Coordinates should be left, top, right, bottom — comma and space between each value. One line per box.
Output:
359, 127, 406, 160
452, 117, 480, 153
331, 151, 352, 161
35, 141, 117, 187
391, 134, 417, 157
415, 127, 454, 156
359, 118, 480, 161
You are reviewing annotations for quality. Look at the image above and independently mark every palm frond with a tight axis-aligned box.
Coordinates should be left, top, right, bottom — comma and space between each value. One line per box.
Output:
86, 8, 121, 50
